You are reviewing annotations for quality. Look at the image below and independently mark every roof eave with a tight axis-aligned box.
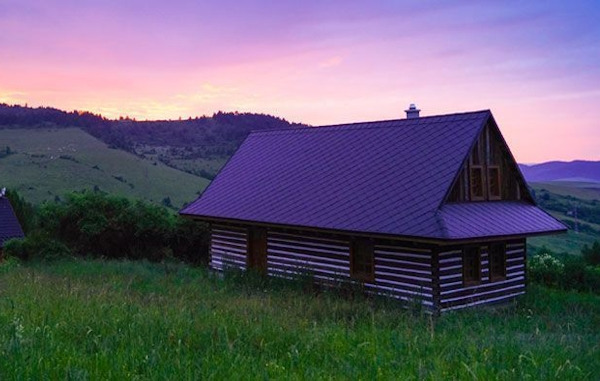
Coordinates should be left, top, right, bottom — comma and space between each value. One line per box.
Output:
180, 213, 568, 245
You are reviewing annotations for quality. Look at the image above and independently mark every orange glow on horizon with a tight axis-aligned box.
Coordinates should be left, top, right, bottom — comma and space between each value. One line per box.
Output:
1, 1, 598, 163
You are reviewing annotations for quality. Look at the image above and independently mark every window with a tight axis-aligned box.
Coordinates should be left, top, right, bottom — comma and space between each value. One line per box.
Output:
470, 166, 485, 200
463, 247, 481, 285
488, 166, 501, 200
471, 138, 483, 166
489, 243, 506, 281
351, 239, 374, 282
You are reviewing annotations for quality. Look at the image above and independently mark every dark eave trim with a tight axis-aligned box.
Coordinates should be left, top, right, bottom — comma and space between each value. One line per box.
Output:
179, 213, 568, 245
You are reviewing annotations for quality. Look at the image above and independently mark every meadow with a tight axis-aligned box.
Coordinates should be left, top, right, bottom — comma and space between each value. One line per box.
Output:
529, 182, 600, 254
0, 128, 209, 208
1, 259, 598, 380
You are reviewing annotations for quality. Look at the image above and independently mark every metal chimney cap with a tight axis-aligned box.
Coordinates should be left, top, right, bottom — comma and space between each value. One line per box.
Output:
404, 103, 421, 119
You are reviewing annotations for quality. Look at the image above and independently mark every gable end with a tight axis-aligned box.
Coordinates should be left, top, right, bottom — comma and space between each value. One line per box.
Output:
443, 115, 534, 205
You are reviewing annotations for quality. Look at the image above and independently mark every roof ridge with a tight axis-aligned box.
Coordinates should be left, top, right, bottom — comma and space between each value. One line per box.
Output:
249, 109, 491, 136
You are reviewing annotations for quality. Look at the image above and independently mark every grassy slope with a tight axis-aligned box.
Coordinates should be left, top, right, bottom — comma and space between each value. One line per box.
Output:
135, 144, 228, 179
0, 259, 598, 379
529, 230, 599, 254
0, 128, 209, 208
531, 181, 600, 201
528, 182, 600, 254
529, 208, 599, 254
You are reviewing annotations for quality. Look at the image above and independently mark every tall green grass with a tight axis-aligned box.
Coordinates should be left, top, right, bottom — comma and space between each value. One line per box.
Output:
1, 259, 598, 379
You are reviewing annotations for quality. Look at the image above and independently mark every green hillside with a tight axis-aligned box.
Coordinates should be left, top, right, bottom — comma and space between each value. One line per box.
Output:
529, 182, 600, 254
0, 128, 209, 207
531, 181, 600, 201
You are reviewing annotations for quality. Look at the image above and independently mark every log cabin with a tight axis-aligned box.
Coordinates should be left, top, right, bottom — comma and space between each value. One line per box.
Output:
0, 189, 25, 260
180, 106, 567, 312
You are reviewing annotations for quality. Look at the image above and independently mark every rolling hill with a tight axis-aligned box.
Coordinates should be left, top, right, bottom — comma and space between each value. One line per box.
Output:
520, 160, 600, 183
0, 128, 209, 208
0, 103, 303, 207
0, 103, 305, 179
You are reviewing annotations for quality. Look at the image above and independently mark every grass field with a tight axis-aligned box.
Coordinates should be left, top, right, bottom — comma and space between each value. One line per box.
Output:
528, 182, 600, 255
0, 259, 598, 379
135, 143, 228, 179
531, 181, 600, 202
529, 230, 599, 255
529, 205, 599, 254
0, 128, 209, 208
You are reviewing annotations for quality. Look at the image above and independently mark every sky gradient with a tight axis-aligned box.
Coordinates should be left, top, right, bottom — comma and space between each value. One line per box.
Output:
1, 0, 599, 162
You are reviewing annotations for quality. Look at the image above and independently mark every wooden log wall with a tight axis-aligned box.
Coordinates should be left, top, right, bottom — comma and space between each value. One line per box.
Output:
209, 225, 435, 308
210, 225, 248, 271
366, 243, 434, 307
266, 231, 351, 281
209, 225, 526, 312
437, 239, 526, 312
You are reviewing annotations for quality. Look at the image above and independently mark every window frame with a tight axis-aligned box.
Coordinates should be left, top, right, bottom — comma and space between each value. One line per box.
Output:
487, 165, 501, 200
350, 239, 375, 282
469, 165, 485, 201
488, 242, 507, 281
463, 246, 481, 286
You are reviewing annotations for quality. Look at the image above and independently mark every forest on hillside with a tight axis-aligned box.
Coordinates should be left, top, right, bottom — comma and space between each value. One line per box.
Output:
0, 104, 306, 178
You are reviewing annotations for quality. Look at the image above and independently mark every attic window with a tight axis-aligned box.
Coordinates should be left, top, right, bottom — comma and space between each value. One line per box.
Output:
351, 239, 374, 282
470, 166, 485, 200
489, 243, 506, 281
488, 166, 501, 200
463, 247, 481, 285
471, 139, 483, 165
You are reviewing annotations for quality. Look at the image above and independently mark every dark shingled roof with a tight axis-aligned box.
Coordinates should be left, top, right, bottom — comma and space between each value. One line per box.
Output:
0, 196, 25, 247
439, 202, 565, 239
181, 110, 566, 240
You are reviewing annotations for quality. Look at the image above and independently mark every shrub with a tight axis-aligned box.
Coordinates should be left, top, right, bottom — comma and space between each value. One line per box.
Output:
561, 256, 587, 290
528, 250, 600, 294
581, 241, 600, 266
529, 253, 564, 287
3, 233, 71, 261
583, 266, 600, 293
31, 191, 209, 263
38, 192, 173, 260
169, 218, 209, 265
4, 190, 209, 264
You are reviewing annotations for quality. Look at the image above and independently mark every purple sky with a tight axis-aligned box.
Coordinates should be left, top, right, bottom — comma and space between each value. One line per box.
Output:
1, 0, 599, 162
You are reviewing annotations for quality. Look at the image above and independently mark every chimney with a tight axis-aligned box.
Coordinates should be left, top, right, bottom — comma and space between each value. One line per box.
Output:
405, 103, 420, 119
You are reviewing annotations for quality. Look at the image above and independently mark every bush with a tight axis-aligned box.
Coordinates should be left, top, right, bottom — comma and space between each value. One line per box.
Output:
0, 254, 20, 274
582, 241, 600, 266
4, 190, 209, 264
561, 256, 586, 290
529, 253, 564, 287
583, 266, 600, 293
169, 218, 209, 265
528, 250, 600, 294
32, 191, 209, 263
3, 233, 71, 261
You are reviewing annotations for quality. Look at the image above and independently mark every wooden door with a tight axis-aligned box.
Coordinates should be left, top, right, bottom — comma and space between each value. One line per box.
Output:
248, 227, 267, 274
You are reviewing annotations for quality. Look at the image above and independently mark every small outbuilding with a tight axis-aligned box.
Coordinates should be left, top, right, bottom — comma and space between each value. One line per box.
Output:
181, 106, 566, 312
0, 189, 25, 259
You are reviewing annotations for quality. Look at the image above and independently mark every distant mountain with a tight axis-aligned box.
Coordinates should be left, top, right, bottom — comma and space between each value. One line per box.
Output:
520, 161, 600, 183
0, 103, 306, 179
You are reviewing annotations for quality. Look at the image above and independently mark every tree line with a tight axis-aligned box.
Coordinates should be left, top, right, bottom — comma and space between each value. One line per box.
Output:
4, 190, 209, 264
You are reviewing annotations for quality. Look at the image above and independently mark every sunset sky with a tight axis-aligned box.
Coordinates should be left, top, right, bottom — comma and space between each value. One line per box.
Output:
1, 0, 599, 162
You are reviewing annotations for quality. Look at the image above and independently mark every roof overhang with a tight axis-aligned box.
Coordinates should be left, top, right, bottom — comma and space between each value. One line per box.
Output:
180, 213, 567, 246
